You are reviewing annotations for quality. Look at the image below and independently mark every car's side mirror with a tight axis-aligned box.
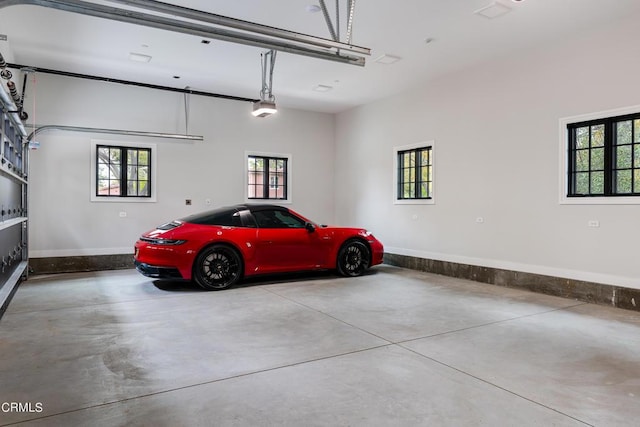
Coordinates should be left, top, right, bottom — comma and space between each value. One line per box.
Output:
305, 222, 316, 233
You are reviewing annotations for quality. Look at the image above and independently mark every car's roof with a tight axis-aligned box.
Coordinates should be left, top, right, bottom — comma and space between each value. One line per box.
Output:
177, 204, 290, 224
178, 204, 289, 229
230, 204, 289, 212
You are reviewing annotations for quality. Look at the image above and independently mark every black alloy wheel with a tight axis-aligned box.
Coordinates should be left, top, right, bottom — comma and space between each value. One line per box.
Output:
337, 240, 370, 277
193, 245, 242, 290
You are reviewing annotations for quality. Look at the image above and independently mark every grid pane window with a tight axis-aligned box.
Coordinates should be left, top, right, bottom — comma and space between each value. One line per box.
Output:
96, 145, 151, 198
397, 146, 432, 200
97, 147, 121, 196
568, 113, 640, 197
247, 155, 288, 200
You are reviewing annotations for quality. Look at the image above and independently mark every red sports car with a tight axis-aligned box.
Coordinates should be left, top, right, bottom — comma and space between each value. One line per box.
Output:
134, 204, 384, 290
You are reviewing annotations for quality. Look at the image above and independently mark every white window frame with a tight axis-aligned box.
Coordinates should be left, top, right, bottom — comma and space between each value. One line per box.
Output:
90, 140, 157, 203
244, 150, 292, 204
393, 141, 435, 205
559, 104, 640, 205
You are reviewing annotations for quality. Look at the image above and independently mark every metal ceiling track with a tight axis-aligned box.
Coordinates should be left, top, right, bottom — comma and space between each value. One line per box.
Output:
105, 0, 368, 55
0, 0, 370, 66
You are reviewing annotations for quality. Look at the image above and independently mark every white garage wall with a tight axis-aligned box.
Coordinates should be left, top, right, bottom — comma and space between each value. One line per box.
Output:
335, 14, 640, 289
26, 74, 335, 257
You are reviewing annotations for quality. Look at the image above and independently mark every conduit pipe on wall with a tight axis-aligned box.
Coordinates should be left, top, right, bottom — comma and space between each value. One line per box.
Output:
8, 63, 258, 103
27, 125, 204, 142
0, 0, 369, 66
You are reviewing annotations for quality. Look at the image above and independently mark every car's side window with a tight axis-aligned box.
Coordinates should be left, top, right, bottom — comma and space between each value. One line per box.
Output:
274, 210, 306, 228
187, 211, 242, 227
240, 210, 257, 228
253, 209, 305, 228
228, 212, 243, 227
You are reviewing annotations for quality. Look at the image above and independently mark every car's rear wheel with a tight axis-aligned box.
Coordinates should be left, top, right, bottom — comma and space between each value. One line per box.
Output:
337, 239, 370, 277
193, 245, 242, 290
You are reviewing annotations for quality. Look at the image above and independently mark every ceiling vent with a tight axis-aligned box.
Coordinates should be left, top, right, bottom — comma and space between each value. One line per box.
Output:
474, 2, 512, 19
313, 84, 333, 92
129, 52, 152, 63
374, 54, 401, 65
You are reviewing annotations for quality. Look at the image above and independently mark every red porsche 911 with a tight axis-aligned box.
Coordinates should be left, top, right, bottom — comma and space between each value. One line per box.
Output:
134, 204, 384, 290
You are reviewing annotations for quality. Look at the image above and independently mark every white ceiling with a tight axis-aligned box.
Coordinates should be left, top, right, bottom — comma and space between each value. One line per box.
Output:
2, 0, 640, 113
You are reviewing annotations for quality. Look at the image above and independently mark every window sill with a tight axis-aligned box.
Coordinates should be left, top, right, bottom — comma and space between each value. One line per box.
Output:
91, 196, 157, 203
560, 196, 640, 205
394, 199, 435, 205
245, 199, 292, 205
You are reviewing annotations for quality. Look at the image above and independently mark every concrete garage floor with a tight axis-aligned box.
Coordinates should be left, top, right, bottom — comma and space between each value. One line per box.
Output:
1, 266, 639, 426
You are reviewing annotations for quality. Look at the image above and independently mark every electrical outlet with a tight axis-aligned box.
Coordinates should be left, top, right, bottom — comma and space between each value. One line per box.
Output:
185, 199, 192, 206
588, 220, 600, 228
119, 211, 127, 218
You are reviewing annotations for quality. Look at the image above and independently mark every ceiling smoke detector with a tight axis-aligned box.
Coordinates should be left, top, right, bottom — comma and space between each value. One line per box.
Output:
474, 2, 512, 19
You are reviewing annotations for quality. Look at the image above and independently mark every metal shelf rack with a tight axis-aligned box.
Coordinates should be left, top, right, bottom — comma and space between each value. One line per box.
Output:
0, 82, 28, 319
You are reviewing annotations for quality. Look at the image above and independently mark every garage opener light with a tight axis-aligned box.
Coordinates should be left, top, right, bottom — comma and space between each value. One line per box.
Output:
252, 50, 277, 118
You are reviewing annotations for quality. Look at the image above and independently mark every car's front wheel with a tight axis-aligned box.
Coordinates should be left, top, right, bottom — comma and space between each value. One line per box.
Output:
337, 239, 370, 277
193, 245, 243, 290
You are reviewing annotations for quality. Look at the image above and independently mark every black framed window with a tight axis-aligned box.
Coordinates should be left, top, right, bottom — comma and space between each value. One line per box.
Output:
247, 155, 288, 200
567, 113, 640, 197
397, 146, 432, 200
96, 145, 151, 197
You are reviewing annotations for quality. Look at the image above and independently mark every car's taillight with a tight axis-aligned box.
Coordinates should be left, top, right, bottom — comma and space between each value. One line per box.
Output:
140, 237, 187, 245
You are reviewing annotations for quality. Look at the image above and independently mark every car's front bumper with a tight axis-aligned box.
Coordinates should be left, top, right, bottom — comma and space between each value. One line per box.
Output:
134, 261, 184, 279
368, 239, 384, 266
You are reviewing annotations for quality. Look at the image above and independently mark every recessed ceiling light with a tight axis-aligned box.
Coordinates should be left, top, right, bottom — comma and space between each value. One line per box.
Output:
511, 0, 524, 2
306, 4, 321, 13
201, 39, 211, 44
374, 54, 401, 65
474, 2, 512, 19
424, 37, 435, 44
313, 84, 333, 92
173, 75, 180, 79
129, 52, 152, 63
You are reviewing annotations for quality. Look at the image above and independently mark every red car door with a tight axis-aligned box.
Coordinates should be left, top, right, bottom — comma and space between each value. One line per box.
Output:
251, 208, 325, 272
